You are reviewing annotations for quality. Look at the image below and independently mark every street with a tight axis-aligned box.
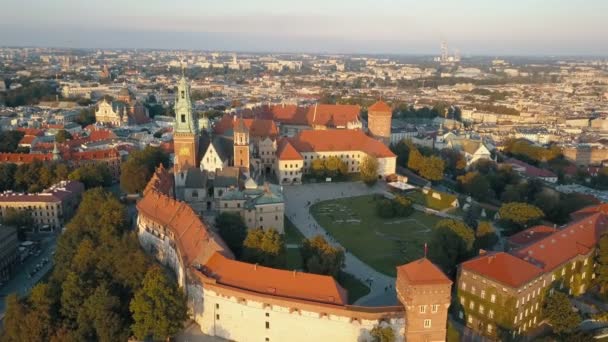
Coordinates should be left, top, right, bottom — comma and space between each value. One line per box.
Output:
0, 235, 57, 317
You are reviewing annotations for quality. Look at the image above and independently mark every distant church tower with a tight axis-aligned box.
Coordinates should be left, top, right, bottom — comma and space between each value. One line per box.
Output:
233, 117, 250, 171
173, 71, 199, 174
367, 100, 392, 145
396, 258, 452, 342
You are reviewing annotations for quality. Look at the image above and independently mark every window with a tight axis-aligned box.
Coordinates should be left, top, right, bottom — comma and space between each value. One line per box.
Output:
461, 282, 467, 291
216, 304, 219, 309
216, 314, 220, 320
471, 286, 476, 295
265, 322, 270, 329
266, 313, 270, 317
487, 324, 493, 333
237, 203, 240, 208
571, 262, 576, 270
469, 301, 474, 310
490, 294, 496, 303
460, 297, 465, 305
468, 316, 473, 324
181, 114, 186, 123
423, 319, 431, 328
432, 304, 439, 313
419, 305, 426, 313
481, 290, 486, 299
489, 310, 494, 319
479, 305, 484, 315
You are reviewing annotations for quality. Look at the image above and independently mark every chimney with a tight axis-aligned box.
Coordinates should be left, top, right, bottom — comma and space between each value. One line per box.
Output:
479, 249, 487, 256
293, 270, 297, 277
254, 263, 258, 270
233, 114, 236, 122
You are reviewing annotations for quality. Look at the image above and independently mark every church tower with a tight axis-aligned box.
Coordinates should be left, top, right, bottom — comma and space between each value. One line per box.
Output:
173, 72, 199, 173
233, 117, 250, 171
396, 258, 452, 342
367, 100, 392, 145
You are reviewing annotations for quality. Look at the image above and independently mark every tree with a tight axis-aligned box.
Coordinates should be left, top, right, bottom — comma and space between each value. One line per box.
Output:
311, 159, 326, 177
408, 146, 423, 172
55, 129, 73, 143
597, 234, 608, 294
130, 266, 187, 341
301, 235, 345, 278
0, 130, 25, 152
0, 163, 17, 191
242, 228, 286, 268
120, 146, 170, 194
429, 219, 475, 274
75, 108, 96, 127
216, 212, 248, 258
418, 155, 445, 181
361, 155, 379, 185
498, 202, 544, 234
458, 172, 493, 201
68, 163, 112, 189
543, 291, 581, 334
1, 207, 34, 240
2, 294, 27, 342
370, 324, 396, 342
474, 221, 498, 251
376, 195, 413, 218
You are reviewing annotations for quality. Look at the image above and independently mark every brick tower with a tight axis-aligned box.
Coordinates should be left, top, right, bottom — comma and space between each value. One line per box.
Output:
233, 117, 250, 171
367, 100, 392, 145
396, 258, 452, 342
173, 72, 199, 173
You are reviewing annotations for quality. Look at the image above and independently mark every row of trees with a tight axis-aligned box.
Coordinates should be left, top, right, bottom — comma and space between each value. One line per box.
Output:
0, 160, 112, 194
503, 139, 562, 164
391, 140, 465, 179
407, 143, 446, 181
311, 156, 348, 178
2, 189, 187, 341
215, 213, 345, 277
457, 160, 597, 224
119, 146, 170, 194
0, 80, 57, 107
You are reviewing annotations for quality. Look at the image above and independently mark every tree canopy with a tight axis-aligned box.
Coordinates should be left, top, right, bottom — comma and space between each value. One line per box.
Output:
543, 291, 581, 335
429, 219, 475, 274
130, 266, 188, 341
242, 228, 286, 268
301, 235, 345, 278
360, 155, 379, 185
216, 212, 248, 258
597, 234, 608, 294
370, 325, 396, 342
498, 202, 544, 234
68, 163, 112, 189
55, 129, 73, 143
120, 146, 170, 194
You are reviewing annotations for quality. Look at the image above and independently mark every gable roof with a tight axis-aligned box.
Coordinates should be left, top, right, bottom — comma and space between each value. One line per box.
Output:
461, 252, 543, 288
306, 104, 360, 128
276, 138, 303, 161
397, 258, 451, 285
287, 130, 395, 158
204, 252, 347, 305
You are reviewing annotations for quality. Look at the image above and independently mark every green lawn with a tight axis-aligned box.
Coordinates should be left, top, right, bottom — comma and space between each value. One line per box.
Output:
311, 195, 443, 276
338, 271, 370, 304
284, 216, 306, 245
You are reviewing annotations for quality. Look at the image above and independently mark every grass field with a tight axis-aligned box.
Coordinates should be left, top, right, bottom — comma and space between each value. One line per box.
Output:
284, 216, 306, 245
311, 195, 443, 276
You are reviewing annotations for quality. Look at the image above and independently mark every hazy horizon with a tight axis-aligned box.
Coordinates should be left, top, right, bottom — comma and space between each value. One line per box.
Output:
1, 0, 607, 56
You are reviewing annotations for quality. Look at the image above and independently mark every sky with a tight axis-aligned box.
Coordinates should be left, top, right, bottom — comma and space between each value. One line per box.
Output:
1, 0, 607, 56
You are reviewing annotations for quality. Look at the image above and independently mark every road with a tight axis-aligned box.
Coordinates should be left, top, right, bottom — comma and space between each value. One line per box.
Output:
283, 181, 398, 307
0, 235, 56, 316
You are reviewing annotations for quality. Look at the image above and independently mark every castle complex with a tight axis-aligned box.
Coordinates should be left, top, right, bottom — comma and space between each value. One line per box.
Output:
135, 75, 453, 341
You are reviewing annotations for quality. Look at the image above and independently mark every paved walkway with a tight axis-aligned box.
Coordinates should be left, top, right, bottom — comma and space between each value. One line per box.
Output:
283, 181, 398, 307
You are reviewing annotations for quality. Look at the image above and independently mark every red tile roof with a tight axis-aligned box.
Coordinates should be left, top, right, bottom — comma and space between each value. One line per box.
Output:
505, 158, 557, 179
16, 128, 44, 137
306, 104, 360, 128
461, 252, 543, 288
0, 153, 53, 163
214, 115, 278, 138
18, 135, 37, 146
513, 213, 607, 273
368, 101, 392, 114
286, 130, 396, 158
571, 203, 608, 220
507, 225, 558, 248
276, 138, 302, 161
143, 165, 174, 196
397, 258, 452, 285
88, 129, 117, 141
204, 252, 348, 305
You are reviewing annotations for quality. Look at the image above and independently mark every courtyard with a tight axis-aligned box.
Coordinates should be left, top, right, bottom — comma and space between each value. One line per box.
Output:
311, 194, 443, 277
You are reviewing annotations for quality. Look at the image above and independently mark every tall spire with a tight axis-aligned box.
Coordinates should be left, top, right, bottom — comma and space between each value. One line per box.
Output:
52, 142, 61, 161
174, 72, 197, 135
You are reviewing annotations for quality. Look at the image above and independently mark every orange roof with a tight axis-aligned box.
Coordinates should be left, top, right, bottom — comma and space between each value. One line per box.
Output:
513, 213, 607, 272
19, 135, 37, 145
287, 130, 396, 158
397, 258, 452, 285
67, 148, 120, 161
16, 128, 44, 137
276, 138, 302, 160
143, 164, 174, 196
204, 252, 348, 305
0, 153, 53, 163
137, 191, 232, 266
214, 115, 278, 138
507, 225, 557, 247
306, 104, 360, 128
368, 101, 392, 114
88, 129, 117, 141
571, 203, 608, 221
461, 252, 543, 288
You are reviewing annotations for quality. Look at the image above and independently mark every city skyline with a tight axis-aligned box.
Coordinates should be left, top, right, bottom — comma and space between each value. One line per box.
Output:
1, 0, 608, 56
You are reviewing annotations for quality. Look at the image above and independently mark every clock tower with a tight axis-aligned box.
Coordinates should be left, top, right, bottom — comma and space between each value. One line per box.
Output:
233, 117, 250, 171
173, 72, 199, 173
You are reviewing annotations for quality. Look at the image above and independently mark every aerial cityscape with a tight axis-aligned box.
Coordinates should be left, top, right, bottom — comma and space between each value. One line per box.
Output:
0, 1, 608, 342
